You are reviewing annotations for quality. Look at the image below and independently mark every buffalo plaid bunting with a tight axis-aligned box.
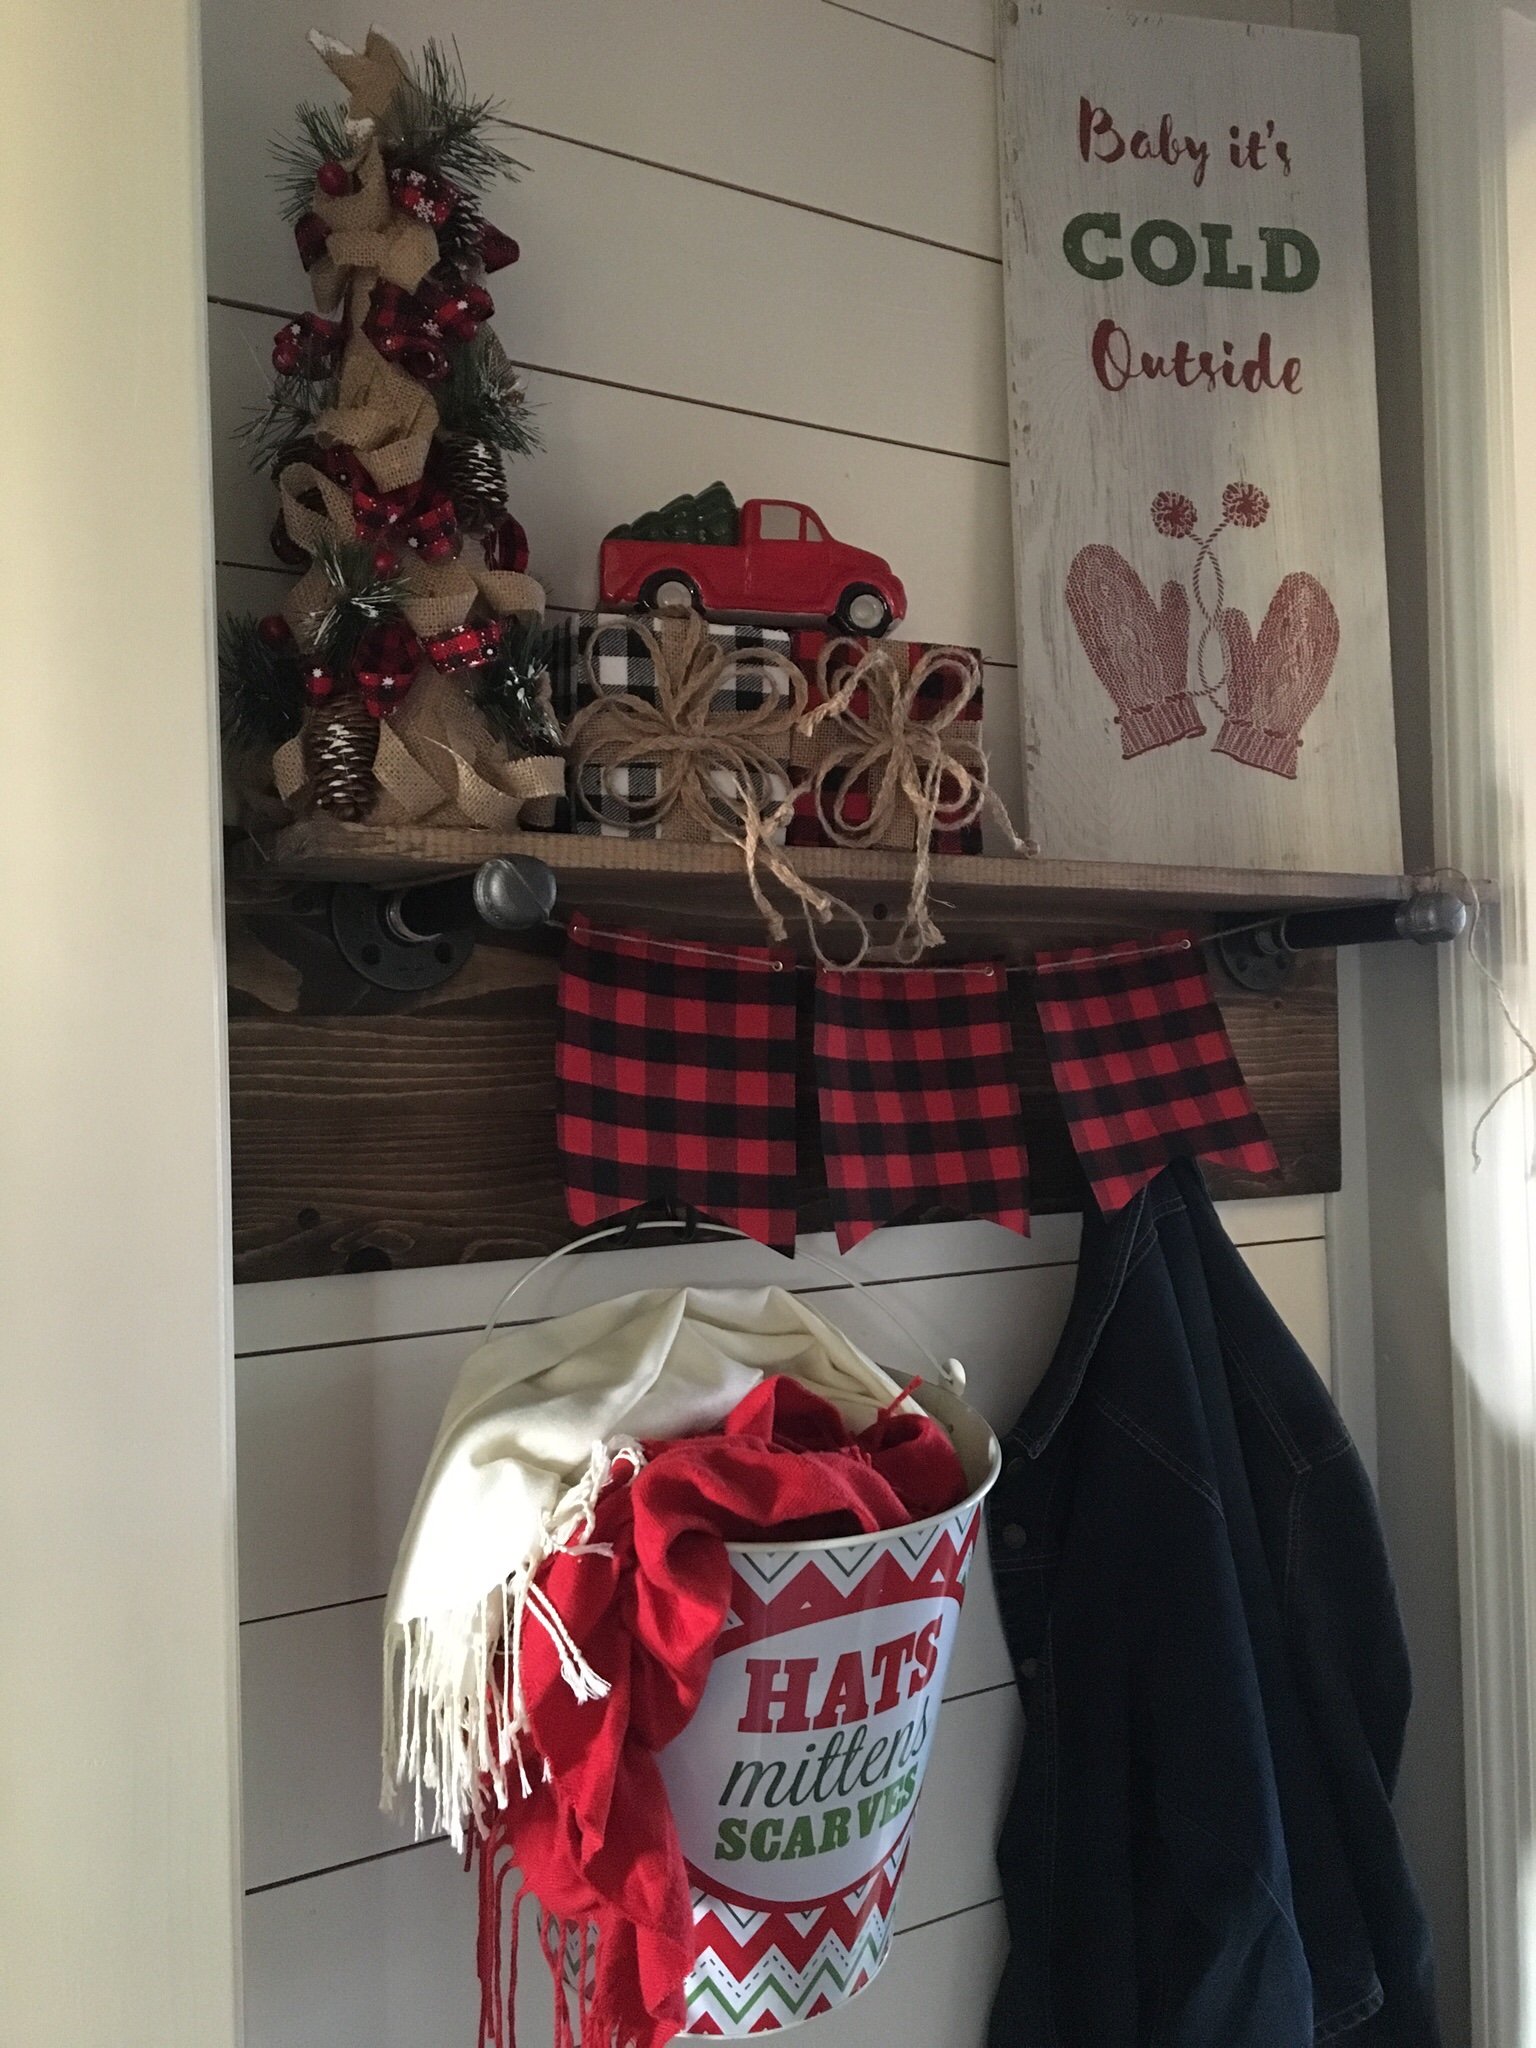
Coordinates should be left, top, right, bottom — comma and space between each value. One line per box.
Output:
548, 616, 799, 839
814, 965, 1030, 1251
555, 913, 800, 1250
1032, 931, 1278, 1213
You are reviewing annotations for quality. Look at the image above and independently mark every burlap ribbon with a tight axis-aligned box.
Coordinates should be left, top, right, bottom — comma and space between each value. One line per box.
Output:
275, 673, 565, 831
398, 555, 544, 638
313, 331, 439, 494
277, 459, 354, 560
307, 142, 438, 311
565, 611, 867, 957
312, 25, 412, 124
794, 638, 1023, 960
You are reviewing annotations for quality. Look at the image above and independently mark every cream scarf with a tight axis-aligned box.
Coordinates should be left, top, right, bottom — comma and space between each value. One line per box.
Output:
382, 1285, 911, 1847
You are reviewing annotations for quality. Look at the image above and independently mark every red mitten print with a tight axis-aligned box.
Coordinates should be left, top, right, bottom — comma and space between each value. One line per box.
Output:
1066, 544, 1203, 759
1213, 572, 1340, 779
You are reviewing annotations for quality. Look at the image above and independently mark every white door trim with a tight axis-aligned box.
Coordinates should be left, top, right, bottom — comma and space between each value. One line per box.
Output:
1411, 5, 1536, 2040
0, 0, 243, 2041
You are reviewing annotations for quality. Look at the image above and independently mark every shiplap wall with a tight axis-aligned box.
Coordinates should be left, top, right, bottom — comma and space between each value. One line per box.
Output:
200, 1, 1341, 2041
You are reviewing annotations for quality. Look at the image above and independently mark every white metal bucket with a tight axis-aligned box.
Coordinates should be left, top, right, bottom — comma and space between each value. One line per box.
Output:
658, 1371, 1000, 2035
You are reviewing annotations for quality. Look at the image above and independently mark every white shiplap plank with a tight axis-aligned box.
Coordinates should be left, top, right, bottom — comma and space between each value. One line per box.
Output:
825, 0, 1295, 64
232, 1216, 1060, 1358
235, 1259, 1077, 1625
821, 0, 998, 60
209, 127, 1007, 465
207, 301, 1019, 659
1243, 1233, 1332, 1387
232, 1198, 1327, 1358
244, 1841, 543, 2048
240, 1595, 1018, 1904
246, 1842, 1006, 2048
200, 0, 1003, 306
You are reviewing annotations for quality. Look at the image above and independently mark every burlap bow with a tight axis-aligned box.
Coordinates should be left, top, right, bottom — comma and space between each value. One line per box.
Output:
795, 638, 1022, 960
307, 142, 439, 311
313, 331, 439, 494
565, 611, 867, 957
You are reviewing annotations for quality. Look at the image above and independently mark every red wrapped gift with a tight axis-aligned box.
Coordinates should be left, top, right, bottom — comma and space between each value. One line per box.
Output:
786, 630, 986, 855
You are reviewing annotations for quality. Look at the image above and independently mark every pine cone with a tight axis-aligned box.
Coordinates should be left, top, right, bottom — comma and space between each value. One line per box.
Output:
304, 695, 378, 820
437, 431, 509, 531
437, 192, 486, 273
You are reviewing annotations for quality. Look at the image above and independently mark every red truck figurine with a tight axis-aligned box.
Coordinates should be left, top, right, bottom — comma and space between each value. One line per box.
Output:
599, 484, 907, 636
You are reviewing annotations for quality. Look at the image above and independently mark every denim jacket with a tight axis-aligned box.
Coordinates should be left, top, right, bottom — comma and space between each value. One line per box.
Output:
986, 1161, 1439, 2047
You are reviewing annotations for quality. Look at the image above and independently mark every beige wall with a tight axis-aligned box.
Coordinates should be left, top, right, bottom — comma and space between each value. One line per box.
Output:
1, 1, 242, 2044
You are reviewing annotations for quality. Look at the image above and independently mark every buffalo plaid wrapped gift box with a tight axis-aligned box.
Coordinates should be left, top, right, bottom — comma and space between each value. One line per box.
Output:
547, 612, 803, 841
786, 631, 986, 856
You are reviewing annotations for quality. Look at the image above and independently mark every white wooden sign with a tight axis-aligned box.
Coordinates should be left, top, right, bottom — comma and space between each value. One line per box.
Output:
996, 3, 1402, 874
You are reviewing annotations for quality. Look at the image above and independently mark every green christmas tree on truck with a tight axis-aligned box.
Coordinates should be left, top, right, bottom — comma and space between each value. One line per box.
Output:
220, 27, 564, 828
601, 483, 907, 636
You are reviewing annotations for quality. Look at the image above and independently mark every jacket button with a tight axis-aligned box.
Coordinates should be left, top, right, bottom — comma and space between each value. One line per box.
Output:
1001, 1522, 1027, 1549
1018, 1657, 1038, 1681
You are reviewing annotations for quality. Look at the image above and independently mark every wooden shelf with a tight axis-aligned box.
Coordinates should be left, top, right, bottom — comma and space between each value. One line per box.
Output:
248, 820, 1419, 956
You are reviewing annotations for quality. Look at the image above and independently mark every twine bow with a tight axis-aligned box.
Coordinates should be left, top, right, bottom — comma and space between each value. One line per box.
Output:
799, 638, 1023, 960
566, 611, 866, 958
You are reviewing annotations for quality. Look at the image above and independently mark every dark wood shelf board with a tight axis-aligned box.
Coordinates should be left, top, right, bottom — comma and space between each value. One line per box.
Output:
243, 821, 1418, 956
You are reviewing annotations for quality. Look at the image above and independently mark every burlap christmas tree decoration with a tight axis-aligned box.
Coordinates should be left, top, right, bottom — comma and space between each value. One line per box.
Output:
219, 29, 563, 830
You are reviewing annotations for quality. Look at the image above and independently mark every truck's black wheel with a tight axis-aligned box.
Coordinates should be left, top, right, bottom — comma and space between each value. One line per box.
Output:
639, 570, 701, 614
833, 584, 893, 636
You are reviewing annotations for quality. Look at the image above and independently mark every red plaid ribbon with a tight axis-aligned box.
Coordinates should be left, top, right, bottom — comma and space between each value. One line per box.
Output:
353, 620, 424, 716
814, 965, 1030, 1251
483, 516, 529, 573
303, 662, 339, 704
294, 211, 329, 270
270, 514, 311, 567
362, 281, 451, 382
1032, 932, 1278, 1213
351, 477, 459, 562
272, 313, 346, 377
424, 618, 503, 674
418, 269, 495, 342
386, 164, 461, 227
475, 219, 520, 272
555, 914, 800, 1251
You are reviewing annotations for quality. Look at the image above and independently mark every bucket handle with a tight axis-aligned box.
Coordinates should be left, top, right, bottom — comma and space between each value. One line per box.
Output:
479, 1212, 966, 1393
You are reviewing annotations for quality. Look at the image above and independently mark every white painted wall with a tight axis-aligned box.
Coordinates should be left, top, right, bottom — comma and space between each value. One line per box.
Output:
195, 0, 1373, 2041
2, 2, 242, 2045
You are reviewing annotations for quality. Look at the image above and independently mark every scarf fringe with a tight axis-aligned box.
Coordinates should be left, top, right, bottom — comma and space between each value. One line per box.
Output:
476, 1865, 639, 2048
383, 1436, 646, 1849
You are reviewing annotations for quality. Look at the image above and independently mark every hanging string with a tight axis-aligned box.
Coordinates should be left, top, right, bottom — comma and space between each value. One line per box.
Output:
1447, 867, 1536, 1169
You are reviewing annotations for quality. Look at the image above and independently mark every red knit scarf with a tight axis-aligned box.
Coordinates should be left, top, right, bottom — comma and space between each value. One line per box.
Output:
475, 1376, 967, 2048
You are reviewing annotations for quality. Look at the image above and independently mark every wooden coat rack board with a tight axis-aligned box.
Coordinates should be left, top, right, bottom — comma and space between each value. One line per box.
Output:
225, 830, 1363, 1284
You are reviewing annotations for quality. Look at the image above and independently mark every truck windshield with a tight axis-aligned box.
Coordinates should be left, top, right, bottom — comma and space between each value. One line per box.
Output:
804, 516, 824, 541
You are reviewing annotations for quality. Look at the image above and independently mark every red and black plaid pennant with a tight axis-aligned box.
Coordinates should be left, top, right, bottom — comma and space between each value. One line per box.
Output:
555, 913, 800, 1251
814, 964, 1030, 1252
1032, 931, 1278, 1213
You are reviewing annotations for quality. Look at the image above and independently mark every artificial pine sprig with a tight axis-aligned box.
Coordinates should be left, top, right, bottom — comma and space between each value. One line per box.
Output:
300, 540, 411, 676
219, 615, 307, 748
271, 99, 358, 223
235, 367, 339, 478
437, 332, 539, 457
386, 39, 525, 196
471, 617, 562, 752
